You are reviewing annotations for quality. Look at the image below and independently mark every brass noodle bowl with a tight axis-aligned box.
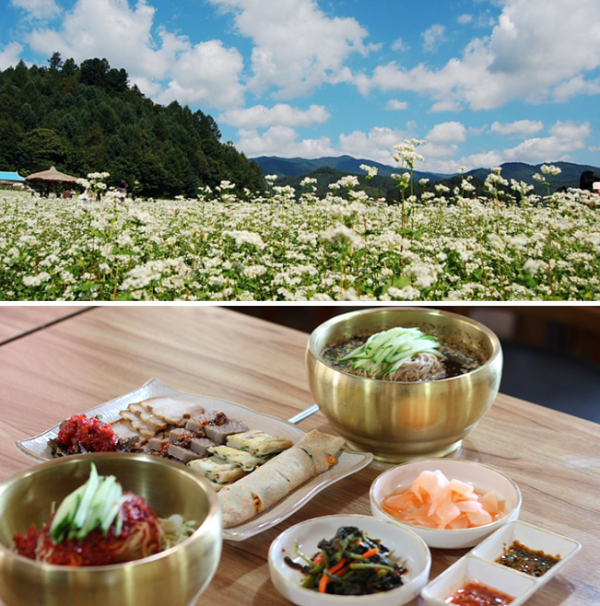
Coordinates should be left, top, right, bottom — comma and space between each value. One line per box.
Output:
0, 453, 222, 606
306, 307, 503, 463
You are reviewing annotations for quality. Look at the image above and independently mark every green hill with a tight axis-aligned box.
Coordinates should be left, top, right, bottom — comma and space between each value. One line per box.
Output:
0, 54, 264, 198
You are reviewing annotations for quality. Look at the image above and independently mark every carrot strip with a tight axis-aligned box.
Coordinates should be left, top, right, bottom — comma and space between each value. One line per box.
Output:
318, 574, 330, 593
328, 558, 347, 575
361, 547, 380, 559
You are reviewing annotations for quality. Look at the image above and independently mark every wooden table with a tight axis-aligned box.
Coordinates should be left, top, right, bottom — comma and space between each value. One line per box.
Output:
0, 306, 89, 345
0, 306, 598, 605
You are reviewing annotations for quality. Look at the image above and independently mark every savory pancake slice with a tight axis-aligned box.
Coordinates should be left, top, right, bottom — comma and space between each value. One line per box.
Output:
188, 456, 246, 485
207, 445, 266, 472
225, 430, 293, 456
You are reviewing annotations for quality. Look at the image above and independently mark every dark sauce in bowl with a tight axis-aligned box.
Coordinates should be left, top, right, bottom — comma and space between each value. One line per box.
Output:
495, 540, 561, 577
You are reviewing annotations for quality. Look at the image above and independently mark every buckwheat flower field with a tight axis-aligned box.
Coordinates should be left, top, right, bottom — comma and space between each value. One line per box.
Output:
2, 181, 599, 302
2, 141, 599, 303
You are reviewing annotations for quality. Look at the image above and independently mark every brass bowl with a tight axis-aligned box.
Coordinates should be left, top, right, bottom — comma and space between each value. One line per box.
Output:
306, 307, 502, 463
0, 453, 222, 606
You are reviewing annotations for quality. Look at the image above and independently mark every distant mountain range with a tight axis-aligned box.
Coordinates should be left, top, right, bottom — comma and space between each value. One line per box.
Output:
252, 155, 600, 194
252, 154, 448, 181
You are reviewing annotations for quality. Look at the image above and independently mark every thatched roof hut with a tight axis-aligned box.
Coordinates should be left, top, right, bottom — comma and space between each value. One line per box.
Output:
25, 166, 79, 197
26, 166, 79, 184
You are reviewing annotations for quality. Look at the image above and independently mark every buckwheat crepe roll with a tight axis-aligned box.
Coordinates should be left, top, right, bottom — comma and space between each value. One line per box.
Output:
218, 429, 345, 528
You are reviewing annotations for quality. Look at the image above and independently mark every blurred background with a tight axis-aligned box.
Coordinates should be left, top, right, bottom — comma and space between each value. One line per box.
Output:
230, 305, 600, 423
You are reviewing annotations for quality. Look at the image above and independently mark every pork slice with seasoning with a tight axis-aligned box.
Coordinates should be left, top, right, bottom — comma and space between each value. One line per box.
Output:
204, 418, 248, 444
127, 403, 167, 431
140, 397, 205, 426
168, 443, 200, 463
185, 410, 217, 432
169, 428, 193, 442
119, 410, 156, 439
111, 419, 143, 442
189, 437, 217, 457
148, 437, 167, 452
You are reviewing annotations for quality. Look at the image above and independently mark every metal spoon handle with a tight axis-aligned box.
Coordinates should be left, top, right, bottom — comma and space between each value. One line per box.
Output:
288, 403, 320, 424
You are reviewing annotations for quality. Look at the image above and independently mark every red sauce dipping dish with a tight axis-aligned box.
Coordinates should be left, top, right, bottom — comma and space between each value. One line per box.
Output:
444, 581, 514, 605
421, 556, 536, 606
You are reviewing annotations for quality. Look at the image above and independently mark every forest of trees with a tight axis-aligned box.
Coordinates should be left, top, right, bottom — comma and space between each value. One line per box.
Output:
0, 53, 265, 198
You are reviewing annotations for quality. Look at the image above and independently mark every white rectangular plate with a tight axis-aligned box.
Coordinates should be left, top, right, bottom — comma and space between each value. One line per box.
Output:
15, 378, 373, 541
421, 520, 582, 605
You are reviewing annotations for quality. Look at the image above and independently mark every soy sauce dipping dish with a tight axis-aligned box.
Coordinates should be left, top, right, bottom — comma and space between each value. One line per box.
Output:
420, 521, 582, 606
370, 459, 521, 549
470, 521, 582, 589
268, 514, 431, 606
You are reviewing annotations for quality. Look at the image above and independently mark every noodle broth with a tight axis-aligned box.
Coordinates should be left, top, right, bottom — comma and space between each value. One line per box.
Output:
321, 330, 486, 382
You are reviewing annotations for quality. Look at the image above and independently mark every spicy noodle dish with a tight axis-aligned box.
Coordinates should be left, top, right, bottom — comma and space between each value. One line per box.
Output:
321, 326, 486, 382
12, 463, 197, 566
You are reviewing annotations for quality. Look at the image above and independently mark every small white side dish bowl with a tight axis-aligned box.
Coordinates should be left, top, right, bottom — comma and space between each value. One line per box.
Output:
268, 514, 431, 606
370, 459, 521, 549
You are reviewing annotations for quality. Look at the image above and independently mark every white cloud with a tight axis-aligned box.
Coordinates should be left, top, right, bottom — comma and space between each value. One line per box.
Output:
27, 0, 171, 79
236, 126, 335, 158
156, 40, 245, 109
548, 120, 590, 143
240, 125, 408, 164
338, 127, 408, 164
391, 37, 408, 52
431, 119, 591, 172
11, 0, 61, 19
0, 42, 23, 70
417, 122, 467, 163
233, 117, 590, 171
22, 0, 246, 110
386, 99, 408, 110
363, 0, 600, 110
426, 121, 467, 144
490, 120, 544, 137
430, 99, 465, 113
220, 104, 330, 129
458, 14, 473, 25
422, 24, 446, 52
207, 0, 375, 97
553, 75, 600, 102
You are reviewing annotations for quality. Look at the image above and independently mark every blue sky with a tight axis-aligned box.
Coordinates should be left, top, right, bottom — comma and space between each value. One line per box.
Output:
2, 0, 600, 172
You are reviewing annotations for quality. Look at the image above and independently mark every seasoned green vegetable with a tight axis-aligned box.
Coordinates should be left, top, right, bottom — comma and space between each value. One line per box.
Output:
284, 526, 407, 595
339, 327, 442, 379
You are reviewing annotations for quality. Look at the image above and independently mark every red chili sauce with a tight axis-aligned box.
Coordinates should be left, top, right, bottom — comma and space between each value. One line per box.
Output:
56, 414, 119, 454
445, 582, 514, 605
13, 495, 161, 566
